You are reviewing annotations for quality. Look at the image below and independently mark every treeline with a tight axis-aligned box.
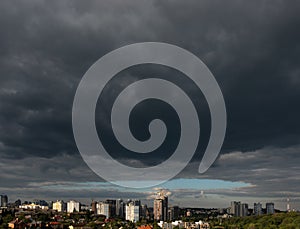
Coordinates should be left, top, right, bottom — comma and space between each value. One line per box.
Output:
212, 212, 300, 229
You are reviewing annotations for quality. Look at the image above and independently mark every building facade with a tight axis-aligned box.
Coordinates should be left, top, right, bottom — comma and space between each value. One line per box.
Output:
230, 201, 248, 217
91, 201, 97, 214
67, 200, 81, 213
0, 195, 8, 208
105, 199, 116, 217
125, 201, 140, 222
96, 202, 111, 218
116, 199, 125, 218
154, 192, 168, 221
53, 200, 65, 212
168, 206, 180, 221
266, 202, 275, 214
240, 203, 248, 217
254, 202, 262, 216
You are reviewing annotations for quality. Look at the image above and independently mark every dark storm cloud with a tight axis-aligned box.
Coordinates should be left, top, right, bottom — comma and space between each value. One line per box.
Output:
0, 0, 168, 159
0, 0, 300, 207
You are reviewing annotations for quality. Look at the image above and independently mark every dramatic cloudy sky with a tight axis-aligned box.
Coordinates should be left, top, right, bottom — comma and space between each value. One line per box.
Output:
1, 0, 300, 210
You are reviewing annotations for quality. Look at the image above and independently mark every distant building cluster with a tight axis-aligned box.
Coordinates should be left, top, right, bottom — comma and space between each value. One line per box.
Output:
0, 192, 210, 227
51, 198, 150, 222
158, 220, 209, 229
230, 201, 248, 217
230, 201, 275, 217
1, 192, 290, 229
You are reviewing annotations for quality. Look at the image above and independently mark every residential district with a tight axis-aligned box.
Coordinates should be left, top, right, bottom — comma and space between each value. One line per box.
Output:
0, 193, 298, 229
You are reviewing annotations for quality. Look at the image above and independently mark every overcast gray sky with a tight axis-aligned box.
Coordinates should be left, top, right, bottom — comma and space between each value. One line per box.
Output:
1, 0, 300, 210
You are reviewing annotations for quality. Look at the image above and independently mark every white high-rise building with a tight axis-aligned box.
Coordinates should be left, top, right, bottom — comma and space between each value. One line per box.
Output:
126, 201, 140, 222
53, 200, 65, 212
67, 200, 80, 213
96, 202, 111, 219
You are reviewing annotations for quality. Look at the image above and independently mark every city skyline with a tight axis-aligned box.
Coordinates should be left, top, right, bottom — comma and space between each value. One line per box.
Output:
0, 192, 281, 214
0, 191, 288, 214
1, 0, 300, 213
0, 192, 297, 228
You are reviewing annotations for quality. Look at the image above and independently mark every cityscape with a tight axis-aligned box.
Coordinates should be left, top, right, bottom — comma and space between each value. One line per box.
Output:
1, 0, 300, 229
1, 192, 299, 229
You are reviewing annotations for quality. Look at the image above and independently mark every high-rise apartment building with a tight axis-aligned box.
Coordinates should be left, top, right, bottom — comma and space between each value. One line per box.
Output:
230, 201, 248, 217
168, 206, 180, 221
96, 202, 111, 218
105, 199, 116, 217
240, 203, 248, 217
230, 201, 240, 216
254, 202, 262, 216
67, 200, 81, 213
125, 200, 140, 222
0, 195, 8, 208
154, 192, 168, 221
53, 200, 65, 212
116, 199, 125, 218
141, 204, 149, 219
266, 202, 275, 214
91, 201, 97, 213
